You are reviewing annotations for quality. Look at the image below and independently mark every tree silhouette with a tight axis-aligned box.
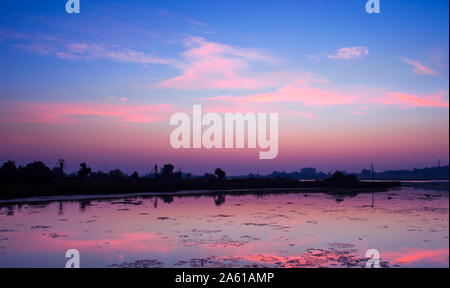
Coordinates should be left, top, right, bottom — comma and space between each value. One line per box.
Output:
330, 171, 346, 181
214, 168, 226, 181
20, 161, 53, 183
129, 171, 139, 180
109, 169, 126, 180
325, 171, 358, 183
153, 164, 158, 178
204, 173, 214, 180
77, 162, 92, 180
0, 160, 18, 183
91, 170, 108, 180
161, 164, 175, 177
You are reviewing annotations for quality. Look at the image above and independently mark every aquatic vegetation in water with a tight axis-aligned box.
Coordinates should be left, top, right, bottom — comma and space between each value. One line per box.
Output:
110, 259, 164, 268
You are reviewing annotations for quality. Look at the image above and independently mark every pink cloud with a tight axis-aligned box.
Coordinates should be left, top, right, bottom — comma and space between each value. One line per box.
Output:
402, 58, 438, 75
155, 37, 284, 90
376, 92, 449, 108
208, 79, 357, 107
287, 111, 315, 119
328, 46, 369, 60
207, 75, 449, 113
348, 111, 366, 115
0, 101, 174, 124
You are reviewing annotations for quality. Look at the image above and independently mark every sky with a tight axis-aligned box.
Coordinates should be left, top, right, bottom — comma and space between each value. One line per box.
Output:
0, 0, 449, 175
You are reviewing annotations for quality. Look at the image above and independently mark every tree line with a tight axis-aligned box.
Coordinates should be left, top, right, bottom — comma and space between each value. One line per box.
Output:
0, 160, 227, 184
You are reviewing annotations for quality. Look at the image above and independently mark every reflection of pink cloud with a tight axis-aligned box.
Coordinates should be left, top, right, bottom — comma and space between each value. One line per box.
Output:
402, 58, 438, 75
377, 92, 449, 108
16, 232, 174, 254
0, 101, 174, 124
385, 248, 449, 265
328, 46, 369, 60
155, 37, 285, 90
233, 247, 362, 268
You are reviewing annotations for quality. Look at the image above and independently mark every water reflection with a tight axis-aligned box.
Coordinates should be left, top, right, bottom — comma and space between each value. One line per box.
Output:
214, 194, 226, 206
0, 187, 448, 267
58, 201, 63, 216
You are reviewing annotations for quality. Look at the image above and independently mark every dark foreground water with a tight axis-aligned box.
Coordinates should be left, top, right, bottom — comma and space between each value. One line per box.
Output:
0, 187, 448, 268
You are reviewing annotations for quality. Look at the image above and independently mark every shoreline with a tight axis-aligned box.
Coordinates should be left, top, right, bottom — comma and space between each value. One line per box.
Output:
1, 180, 447, 205
0, 185, 408, 205
0, 179, 404, 204
0, 187, 320, 204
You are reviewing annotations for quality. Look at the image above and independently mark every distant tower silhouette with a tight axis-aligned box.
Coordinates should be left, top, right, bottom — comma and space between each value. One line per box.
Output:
371, 162, 374, 182
371, 162, 375, 208
58, 159, 65, 177
438, 159, 441, 168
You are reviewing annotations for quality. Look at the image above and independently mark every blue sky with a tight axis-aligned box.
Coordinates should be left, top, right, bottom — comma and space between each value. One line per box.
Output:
1, 0, 448, 97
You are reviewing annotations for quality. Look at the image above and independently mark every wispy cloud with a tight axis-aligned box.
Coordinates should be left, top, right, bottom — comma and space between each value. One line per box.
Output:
6, 32, 290, 89
328, 46, 369, 60
5, 31, 179, 66
55, 41, 178, 66
154, 36, 283, 90
184, 18, 208, 28
429, 48, 448, 68
0, 29, 28, 40
207, 75, 358, 107
348, 111, 366, 116
0, 101, 174, 124
376, 92, 448, 108
287, 111, 315, 119
207, 75, 449, 111
307, 54, 322, 61
402, 58, 438, 75
4, 30, 448, 113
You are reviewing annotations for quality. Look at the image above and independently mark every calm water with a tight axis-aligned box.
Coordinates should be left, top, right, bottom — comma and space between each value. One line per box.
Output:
0, 187, 448, 268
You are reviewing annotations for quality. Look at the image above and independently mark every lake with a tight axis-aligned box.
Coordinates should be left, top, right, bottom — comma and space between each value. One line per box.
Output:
0, 186, 448, 268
